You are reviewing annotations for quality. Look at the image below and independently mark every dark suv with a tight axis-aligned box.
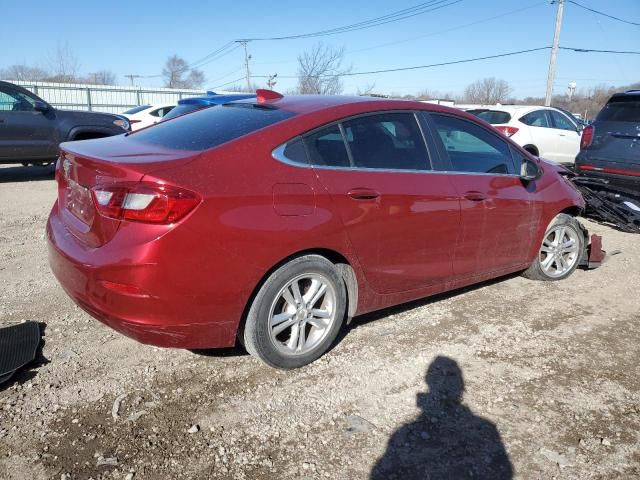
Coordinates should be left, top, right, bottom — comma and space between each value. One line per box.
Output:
576, 90, 640, 189
0, 80, 130, 166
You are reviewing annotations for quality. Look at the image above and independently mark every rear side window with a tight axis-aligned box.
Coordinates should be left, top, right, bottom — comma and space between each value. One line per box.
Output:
131, 105, 296, 151
342, 113, 430, 170
520, 110, 551, 128
304, 125, 351, 167
597, 97, 640, 122
430, 114, 516, 175
468, 109, 511, 124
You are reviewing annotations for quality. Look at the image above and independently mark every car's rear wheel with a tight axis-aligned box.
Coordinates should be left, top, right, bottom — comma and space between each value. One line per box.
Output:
523, 214, 584, 281
243, 255, 346, 369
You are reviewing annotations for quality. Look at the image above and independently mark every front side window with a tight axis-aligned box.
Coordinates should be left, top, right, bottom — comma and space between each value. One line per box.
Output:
342, 113, 429, 170
0, 88, 35, 112
549, 110, 576, 131
520, 110, 551, 128
430, 114, 516, 175
304, 124, 351, 168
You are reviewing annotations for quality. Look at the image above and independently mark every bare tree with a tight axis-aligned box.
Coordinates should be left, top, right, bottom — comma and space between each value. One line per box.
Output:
47, 43, 81, 83
0, 64, 49, 82
162, 55, 205, 89
463, 77, 512, 104
297, 43, 350, 95
356, 82, 376, 96
85, 70, 117, 85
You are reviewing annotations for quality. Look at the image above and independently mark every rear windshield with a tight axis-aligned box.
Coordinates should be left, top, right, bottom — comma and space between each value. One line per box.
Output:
123, 105, 151, 114
130, 104, 296, 151
467, 109, 512, 124
162, 103, 207, 120
597, 97, 640, 122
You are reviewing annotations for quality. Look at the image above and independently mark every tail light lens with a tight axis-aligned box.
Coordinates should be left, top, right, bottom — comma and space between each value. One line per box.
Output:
580, 125, 595, 150
91, 182, 201, 224
495, 126, 519, 137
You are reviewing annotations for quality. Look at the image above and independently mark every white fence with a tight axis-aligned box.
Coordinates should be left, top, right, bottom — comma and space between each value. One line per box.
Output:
4, 80, 208, 114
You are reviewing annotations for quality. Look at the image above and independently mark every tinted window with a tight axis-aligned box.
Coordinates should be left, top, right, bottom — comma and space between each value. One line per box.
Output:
549, 110, 576, 131
597, 97, 640, 122
304, 125, 351, 167
131, 104, 296, 151
342, 113, 429, 170
123, 105, 150, 115
431, 114, 516, 175
280, 137, 308, 165
162, 103, 206, 120
520, 110, 551, 128
468, 109, 511, 124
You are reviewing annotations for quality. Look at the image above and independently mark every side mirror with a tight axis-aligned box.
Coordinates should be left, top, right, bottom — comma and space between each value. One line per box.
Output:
520, 158, 540, 182
34, 100, 50, 112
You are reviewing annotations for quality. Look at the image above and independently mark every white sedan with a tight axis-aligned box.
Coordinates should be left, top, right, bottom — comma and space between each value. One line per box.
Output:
121, 104, 175, 131
467, 105, 583, 164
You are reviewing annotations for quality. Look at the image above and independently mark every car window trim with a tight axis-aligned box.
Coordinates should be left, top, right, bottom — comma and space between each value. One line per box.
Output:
272, 109, 435, 173
425, 111, 520, 177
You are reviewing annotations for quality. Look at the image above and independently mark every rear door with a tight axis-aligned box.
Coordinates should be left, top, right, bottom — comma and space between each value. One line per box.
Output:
426, 112, 536, 278
0, 85, 57, 160
306, 112, 460, 294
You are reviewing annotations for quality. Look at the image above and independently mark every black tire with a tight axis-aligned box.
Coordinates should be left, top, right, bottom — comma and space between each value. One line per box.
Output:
523, 214, 584, 281
243, 255, 347, 369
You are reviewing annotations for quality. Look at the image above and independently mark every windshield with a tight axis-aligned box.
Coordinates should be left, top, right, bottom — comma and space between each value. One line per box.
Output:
467, 110, 511, 125
130, 104, 296, 151
123, 105, 151, 115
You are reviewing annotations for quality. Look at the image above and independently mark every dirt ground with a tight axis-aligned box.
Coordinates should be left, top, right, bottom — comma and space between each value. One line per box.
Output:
0, 164, 638, 480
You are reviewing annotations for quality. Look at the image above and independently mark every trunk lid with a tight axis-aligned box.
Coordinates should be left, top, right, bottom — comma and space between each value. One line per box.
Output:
590, 120, 640, 165
57, 135, 199, 247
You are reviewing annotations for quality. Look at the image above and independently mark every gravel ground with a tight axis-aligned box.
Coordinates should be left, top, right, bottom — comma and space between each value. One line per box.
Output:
0, 164, 638, 480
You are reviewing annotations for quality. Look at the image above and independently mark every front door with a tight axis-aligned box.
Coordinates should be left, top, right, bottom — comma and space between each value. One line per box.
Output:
305, 112, 460, 294
548, 110, 581, 163
0, 86, 57, 161
427, 113, 536, 279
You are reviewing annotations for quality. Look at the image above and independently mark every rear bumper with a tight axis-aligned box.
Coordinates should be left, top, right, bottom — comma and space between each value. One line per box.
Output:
576, 155, 640, 191
46, 203, 239, 349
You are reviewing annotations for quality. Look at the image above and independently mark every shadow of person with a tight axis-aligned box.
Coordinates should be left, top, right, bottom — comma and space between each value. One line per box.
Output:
371, 356, 513, 480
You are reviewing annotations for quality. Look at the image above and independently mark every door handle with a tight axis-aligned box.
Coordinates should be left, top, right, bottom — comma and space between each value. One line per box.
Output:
348, 188, 380, 200
463, 191, 487, 201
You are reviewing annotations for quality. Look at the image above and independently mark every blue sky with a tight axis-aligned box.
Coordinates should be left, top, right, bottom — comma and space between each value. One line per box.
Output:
1, 0, 638, 98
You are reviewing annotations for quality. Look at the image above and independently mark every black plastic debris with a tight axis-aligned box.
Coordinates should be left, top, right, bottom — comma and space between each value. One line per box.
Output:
571, 177, 640, 234
0, 322, 41, 384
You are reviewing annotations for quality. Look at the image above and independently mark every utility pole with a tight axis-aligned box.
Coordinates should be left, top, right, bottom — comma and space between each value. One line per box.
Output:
125, 74, 142, 86
237, 40, 252, 92
545, 0, 565, 106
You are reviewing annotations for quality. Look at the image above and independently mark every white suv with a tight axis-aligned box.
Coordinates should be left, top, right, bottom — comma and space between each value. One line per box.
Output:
467, 105, 583, 164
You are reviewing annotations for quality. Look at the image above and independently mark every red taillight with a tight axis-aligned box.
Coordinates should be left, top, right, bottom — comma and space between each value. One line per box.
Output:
580, 125, 594, 150
129, 119, 142, 124
90, 182, 201, 224
495, 126, 519, 137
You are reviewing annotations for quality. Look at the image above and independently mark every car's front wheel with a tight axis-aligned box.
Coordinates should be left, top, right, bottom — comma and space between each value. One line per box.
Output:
523, 214, 584, 281
243, 255, 346, 369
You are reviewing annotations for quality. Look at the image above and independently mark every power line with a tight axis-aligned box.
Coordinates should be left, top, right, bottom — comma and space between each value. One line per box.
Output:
560, 46, 640, 55
240, 0, 463, 41
253, 47, 552, 79
188, 42, 237, 68
210, 76, 248, 89
348, 1, 546, 55
566, 0, 640, 27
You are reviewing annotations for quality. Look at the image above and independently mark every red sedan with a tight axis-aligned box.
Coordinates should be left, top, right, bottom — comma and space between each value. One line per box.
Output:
47, 91, 586, 369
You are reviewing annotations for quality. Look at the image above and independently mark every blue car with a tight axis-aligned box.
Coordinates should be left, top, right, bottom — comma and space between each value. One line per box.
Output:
162, 91, 256, 121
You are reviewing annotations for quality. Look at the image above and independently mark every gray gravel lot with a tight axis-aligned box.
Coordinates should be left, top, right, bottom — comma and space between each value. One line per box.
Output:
0, 165, 638, 479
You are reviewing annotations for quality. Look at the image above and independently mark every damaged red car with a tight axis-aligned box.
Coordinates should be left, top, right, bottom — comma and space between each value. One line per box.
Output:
47, 90, 587, 369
